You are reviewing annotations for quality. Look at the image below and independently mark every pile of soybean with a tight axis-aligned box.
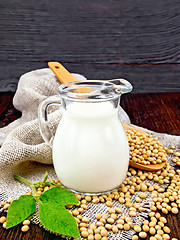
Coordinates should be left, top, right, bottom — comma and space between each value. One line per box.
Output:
0, 129, 180, 240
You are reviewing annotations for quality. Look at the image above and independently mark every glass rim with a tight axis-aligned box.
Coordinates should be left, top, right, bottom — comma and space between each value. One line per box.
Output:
58, 80, 121, 102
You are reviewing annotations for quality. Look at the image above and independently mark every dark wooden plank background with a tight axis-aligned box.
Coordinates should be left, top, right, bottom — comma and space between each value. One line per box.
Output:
0, 0, 180, 92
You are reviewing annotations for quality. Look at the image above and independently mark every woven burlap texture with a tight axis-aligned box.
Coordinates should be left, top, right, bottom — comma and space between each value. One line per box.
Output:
0, 68, 179, 240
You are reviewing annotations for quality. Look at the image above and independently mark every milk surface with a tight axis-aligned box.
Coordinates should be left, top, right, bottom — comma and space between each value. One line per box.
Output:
53, 101, 129, 194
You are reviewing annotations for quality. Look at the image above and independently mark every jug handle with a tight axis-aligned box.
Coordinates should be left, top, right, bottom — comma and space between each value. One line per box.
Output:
38, 95, 61, 147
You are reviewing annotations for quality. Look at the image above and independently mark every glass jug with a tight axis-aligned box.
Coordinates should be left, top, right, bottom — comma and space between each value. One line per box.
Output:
38, 79, 132, 195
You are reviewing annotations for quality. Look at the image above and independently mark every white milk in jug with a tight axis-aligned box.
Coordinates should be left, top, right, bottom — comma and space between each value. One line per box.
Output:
52, 101, 129, 194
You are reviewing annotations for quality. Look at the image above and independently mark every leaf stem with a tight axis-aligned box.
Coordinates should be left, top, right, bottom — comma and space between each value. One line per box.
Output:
43, 172, 48, 183
14, 175, 33, 185
14, 175, 37, 195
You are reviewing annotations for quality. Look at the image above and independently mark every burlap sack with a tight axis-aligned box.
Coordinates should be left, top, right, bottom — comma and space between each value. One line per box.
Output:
0, 68, 179, 239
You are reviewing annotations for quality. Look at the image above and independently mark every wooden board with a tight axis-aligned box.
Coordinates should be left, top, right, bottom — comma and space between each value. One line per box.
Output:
0, 0, 180, 92
0, 61, 180, 93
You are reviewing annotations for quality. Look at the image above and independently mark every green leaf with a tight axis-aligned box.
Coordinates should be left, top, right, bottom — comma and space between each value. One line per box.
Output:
39, 187, 79, 206
39, 202, 80, 238
6, 195, 36, 229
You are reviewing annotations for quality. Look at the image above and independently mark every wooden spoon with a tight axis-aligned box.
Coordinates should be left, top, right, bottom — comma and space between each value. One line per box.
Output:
48, 62, 166, 171
122, 123, 166, 171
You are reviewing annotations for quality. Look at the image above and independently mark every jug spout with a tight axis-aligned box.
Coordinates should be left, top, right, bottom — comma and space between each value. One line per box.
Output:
109, 79, 133, 94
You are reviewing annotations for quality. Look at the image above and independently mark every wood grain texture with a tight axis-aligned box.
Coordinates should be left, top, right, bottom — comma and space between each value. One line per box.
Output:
0, 92, 179, 239
0, 61, 180, 93
1, 0, 180, 63
0, 92, 21, 127
0, 0, 180, 92
121, 92, 180, 135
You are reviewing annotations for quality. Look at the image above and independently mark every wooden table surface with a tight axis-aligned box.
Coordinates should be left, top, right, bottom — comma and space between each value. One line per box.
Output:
0, 91, 179, 240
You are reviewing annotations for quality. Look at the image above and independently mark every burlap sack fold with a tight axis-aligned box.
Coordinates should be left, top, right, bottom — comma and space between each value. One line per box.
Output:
0, 68, 86, 145
0, 68, 179, 240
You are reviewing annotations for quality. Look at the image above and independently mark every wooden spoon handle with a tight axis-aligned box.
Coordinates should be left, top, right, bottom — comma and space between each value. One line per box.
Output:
48, 62, 90, 93
48, 62, 77, 84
